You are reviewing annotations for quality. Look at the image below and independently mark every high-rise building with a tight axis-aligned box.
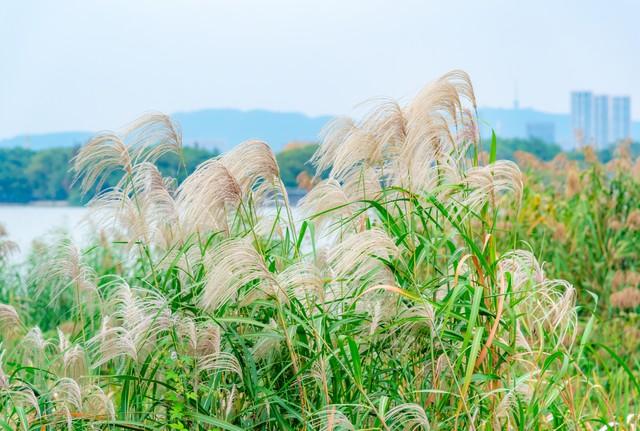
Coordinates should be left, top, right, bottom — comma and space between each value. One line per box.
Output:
571, 91, 593, 146
611, 96, 631, 143
593, 95, 609, 149
526, 122, 555, 144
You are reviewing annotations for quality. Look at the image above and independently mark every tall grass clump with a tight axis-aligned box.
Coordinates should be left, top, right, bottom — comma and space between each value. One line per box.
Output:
0, 73, 635, 430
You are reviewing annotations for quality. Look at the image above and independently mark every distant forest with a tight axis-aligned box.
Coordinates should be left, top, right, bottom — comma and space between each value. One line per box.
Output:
0, 137, 636, 204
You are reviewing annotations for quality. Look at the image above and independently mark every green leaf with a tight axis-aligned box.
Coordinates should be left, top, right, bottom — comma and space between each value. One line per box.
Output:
490, 129, 497, 163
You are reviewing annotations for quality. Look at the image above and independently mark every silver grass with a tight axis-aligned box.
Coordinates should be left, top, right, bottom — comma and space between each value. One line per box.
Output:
223, 384, 237, 419
329, 127, 380, 182
6, 387, 41, 417
129, 162, 179, 246
90, 316, 138, 367
327, 228, 399, 283
87, 188, 154, 244
462, 160, 523, 210
42, 238, 98, 296
196, 321, 222, 357
121, 112, 182, 165
72, 132, 132, 194
52, 377, 83, 411
108, 283, 173, 356
360, 99, 407, 159
0, 347, 7, 388
176, 159, 242, 236
58, 329, 87, 379
384, 403, 431, 430
396, 113, 458, 191
408, 70, 475, 128
23, 326, 49, 354
83, 384, 115, 420
196, 352, 243, 380
73, 113, 182, 194
309, 406, 356, 431
494, 379, 536, 428
311, 117, 357, 176
0, 238, 19, 260
250, 319, 294, 361
174, 314, 197, 354
218, 140, 280, 200
342, 166, 383, 202
277, 261, 325, 303
0, 303, 23, 338
298, 179, 354, 232
200, 237, 277, 311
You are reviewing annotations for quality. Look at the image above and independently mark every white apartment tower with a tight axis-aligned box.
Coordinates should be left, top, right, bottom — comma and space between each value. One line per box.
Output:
571, 91, 593, 146
611, 96, 631, 143
593, 95, 609, 149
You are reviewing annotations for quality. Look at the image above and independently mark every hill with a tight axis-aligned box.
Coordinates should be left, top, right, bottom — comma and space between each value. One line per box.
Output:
0, 109, 331, 153
1, 107, 637, 152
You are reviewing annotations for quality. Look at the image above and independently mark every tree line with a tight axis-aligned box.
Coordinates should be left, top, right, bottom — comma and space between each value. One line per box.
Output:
0, 137, 635, 204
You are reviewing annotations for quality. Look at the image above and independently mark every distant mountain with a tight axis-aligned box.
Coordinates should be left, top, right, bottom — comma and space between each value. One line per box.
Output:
0, 131, 94, 151
0, 107, 637, 152
0, 109, 332, 153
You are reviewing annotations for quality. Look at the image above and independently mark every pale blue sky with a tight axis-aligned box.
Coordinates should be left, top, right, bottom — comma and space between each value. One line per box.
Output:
1, 0, 638, 139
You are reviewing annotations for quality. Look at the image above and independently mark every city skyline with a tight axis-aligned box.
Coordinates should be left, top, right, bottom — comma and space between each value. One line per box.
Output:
571, 91, 632, 148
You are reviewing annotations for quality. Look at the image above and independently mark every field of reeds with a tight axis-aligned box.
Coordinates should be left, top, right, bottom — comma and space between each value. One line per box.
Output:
0, 71, 639, 430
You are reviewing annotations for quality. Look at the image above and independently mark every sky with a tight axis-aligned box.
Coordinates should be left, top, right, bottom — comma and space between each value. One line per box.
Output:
1, 0, 638, 139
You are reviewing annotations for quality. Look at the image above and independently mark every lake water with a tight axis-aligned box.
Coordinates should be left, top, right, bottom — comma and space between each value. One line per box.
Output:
0, 205, 88, 260
0, 204, 303, 262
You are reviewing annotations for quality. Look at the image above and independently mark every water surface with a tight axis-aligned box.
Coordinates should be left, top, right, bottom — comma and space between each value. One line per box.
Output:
0, 205, 88, 260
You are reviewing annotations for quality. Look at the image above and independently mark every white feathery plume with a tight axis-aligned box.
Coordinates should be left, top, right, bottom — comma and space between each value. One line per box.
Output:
200, 237, 277, 311
342, 166, 383, 202
298, 179, 354, 232
90, 316, 138, 367
83, 384, 116, 420
58, 329, 87, 378
309, 406, 356, 431
107, 283, 173, 357
494, 376, 536, 427
8, 387, 41, 417
277, 261, 325, 303
0, 238, 19, 260
23, 326, 49, 354
218, 140, 280, 200
498, 250, 546, 288
52, 377, 83, 411
43, 238, 98, 296
73, 113, 182, 195
330, 127, 380, 182
223, 384, 237, 419
250, 319, 291, 361
327, 228, 399, 283
360, 99, 407, 159
0, 303, 23, 338
129, 162, 179, 246
196, 321, 222, 357
176, 159, 242, 236
0, 347, 7, 388
462, 160, 523, 210
72, 132, 132, 194
311, 117, 357, 176
121, 112, 182, 165
174, 314, 197, 354
197, 352, 243, 381
384, 403, 431, 431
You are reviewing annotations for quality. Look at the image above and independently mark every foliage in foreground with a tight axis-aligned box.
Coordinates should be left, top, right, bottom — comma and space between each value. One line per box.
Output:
0, 72, 638, 430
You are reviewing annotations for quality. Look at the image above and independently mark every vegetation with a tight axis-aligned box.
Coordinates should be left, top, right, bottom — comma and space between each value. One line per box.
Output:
0, 71, 639, 430
0, 146, 217, 204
